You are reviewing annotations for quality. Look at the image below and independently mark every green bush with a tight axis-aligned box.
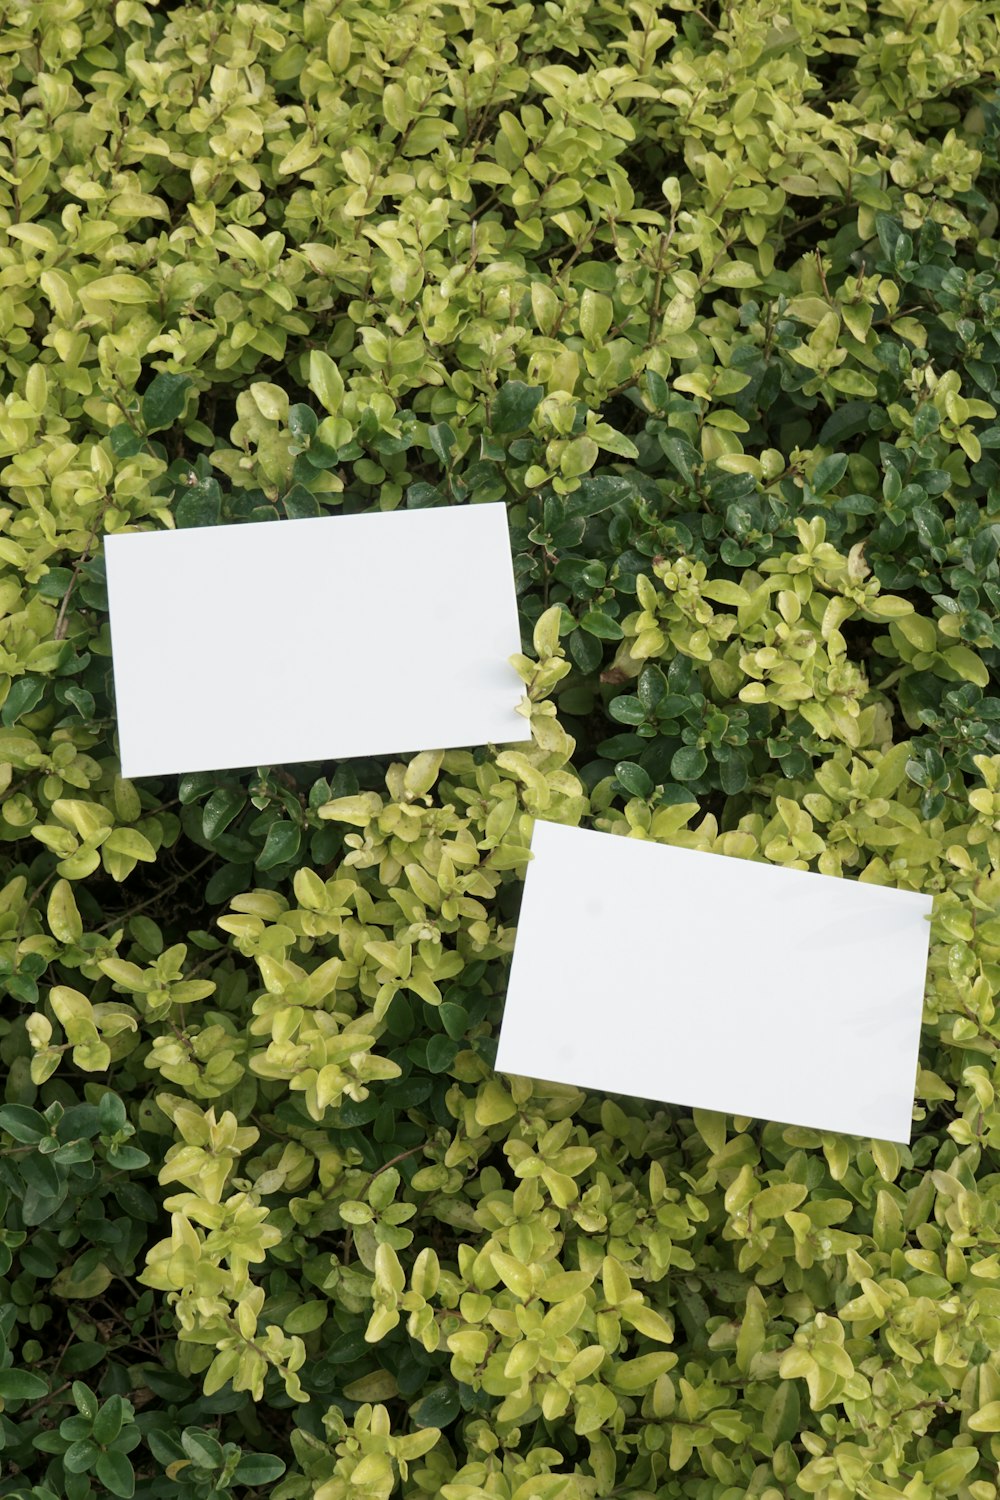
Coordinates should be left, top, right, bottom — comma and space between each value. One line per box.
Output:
2, 1, 1000, 1498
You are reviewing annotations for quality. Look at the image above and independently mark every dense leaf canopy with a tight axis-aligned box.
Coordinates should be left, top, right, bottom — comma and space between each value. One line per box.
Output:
1, 1, 1000, 1497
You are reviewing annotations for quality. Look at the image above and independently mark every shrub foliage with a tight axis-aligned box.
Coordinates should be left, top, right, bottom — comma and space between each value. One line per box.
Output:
1, 1, 1000, 1498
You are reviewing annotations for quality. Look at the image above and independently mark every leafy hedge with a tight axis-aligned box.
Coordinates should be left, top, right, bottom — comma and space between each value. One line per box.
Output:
2, 1, 1000, 1498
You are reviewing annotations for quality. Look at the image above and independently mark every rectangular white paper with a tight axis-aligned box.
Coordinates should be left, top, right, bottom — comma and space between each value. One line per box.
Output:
105, 503, 528, 778
495, 820, 933, 1141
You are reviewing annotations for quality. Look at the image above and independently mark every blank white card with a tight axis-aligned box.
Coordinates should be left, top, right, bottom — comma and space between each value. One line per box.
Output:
496, 820, 933, 1142
105, 504, 528, 778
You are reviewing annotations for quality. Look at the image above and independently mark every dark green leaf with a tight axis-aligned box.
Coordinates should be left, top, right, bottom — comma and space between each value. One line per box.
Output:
142, 1372, 193, 1404
762, 1379, 800, 1445
671, 744, 709, 781
565, 475, 635, 516
637, 665, 667, 713
283, 484, 322, 519
425, 1035, 459, 1073
812, 453, 848, 494
875, 214, 904, 265
72, 1382, 99, 1420
288, 404, 318, 441
95, 1450, 135, 1499
719, 751, 750, 795
569, 627, 602, 675
913, 405, 941, 440
428, 422, 456, 466
304, 438, 340, 469
61, 1342, 105, 1373
202, 788, 246, 843
98, 1092, 128, 1133
913, 506, 946, 551
233, 1454, 287, 1485
22, 1180, 68, 1225
491, 381, 544, 435
0, 1105, 48, 1144
817, 401, 870, 447
409, 1381, 461, 1429
2, 676, 45, 726
615, 761, 653, 798
608, 695, 646, 725
141, 372, 192, 433
658, 433, 699, 486
0, 1369, 48, 1400
108, 424, 144, 458
205, 862, 253, 905
56, 1103, 102, 1140
175, 477, 222, 529
19, 1151, 64, 1196
438, 1002, 469, 1040
646, 370, 669, 409
64, 1438, 99, 1472
256, 820, 302, 871
57, 683, 96, 720
92, 1395, 126, 1446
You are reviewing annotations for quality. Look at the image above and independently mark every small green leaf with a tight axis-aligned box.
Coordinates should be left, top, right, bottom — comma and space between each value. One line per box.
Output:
95, 1449, 135, 1499
658, 434, 699, 486
811, 453, 848, 494
0, 1369, 48, 1400
308, 350, 345, 414
609, 695, 647, 726
108, 424, 144, 458
175, 477, 222, 529
428, 422, 456, 466
637, 666, 667, 713
202, 788, 246, 842
942, 644, 989, 687
283, 484, 321, 519
288, 404, 318, 441
2, 676, 45, 726
828, 368, 878, 398
256, 820, 302, 871
671, 745, 709, 781
580, 610, 623, 640
719, 752, 749, 795
180, 1428, 226, 1468
0, 1105, 48, 1144
817, 401, 871, 446
141, 373, 192, 433
64, 1438, 100, 1472
565, 475, 635, 517
439, 1002, 469, 1039
233, 1454, 287, 1485
615, 761, 653, 798
711, 260, 760, 287
426, 1035, 459, 1073
72, 1382, 99, 1420
762, 1379, 800, 1444
409, 1381, 459, 1429
579, 288, 614, 343
569, 628, 603, 673
491, 380, 543, 435
969, 1401, 1000, 1432
92, 1395, 125, 1446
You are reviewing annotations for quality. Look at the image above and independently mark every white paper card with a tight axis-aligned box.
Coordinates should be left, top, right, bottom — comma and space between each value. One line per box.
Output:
496, 820, 933, 1141
105, 504, 528, 778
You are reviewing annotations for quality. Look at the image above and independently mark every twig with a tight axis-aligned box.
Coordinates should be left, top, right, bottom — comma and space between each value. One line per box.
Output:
54, 501, 111, 640
21, 1380, 71, 1421
364, 1142, 427, 1188
95, 849, 217, 933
